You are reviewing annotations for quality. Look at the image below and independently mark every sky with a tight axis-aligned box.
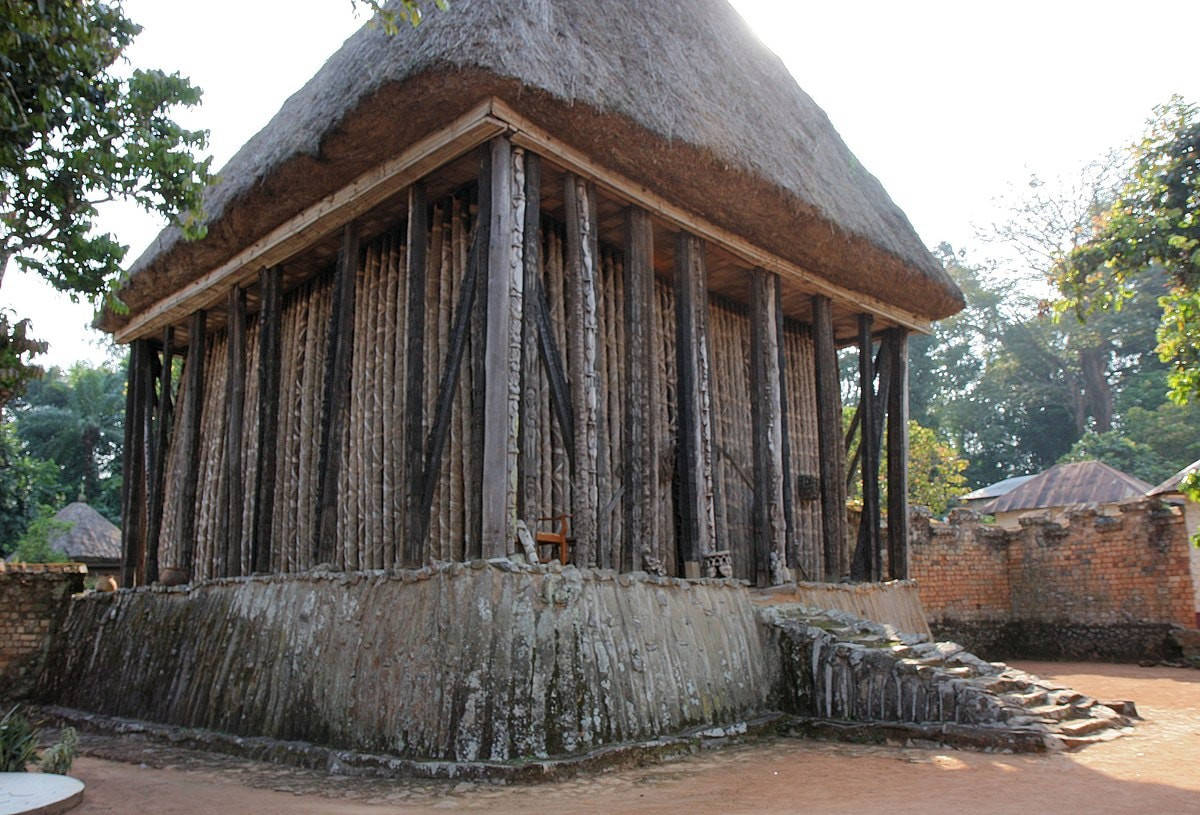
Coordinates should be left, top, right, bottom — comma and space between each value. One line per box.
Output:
5, 0, 1200, 369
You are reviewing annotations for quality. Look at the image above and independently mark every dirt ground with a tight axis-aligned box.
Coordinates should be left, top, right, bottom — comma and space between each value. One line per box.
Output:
64, 661, 1199, 814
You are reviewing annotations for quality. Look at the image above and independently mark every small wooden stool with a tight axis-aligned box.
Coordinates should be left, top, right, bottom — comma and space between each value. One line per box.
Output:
535, 514, 572, 564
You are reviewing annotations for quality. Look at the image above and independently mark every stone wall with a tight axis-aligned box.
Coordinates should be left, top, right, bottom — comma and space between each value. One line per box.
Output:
910, 501, 1196, 661
38, 561, 773, 763
0, 562, 86, 699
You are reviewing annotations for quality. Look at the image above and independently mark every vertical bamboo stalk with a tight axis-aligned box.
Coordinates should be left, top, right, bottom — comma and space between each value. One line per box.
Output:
623, 207, 656, 573
176, 311, 206, 582
145, 325, 174, 584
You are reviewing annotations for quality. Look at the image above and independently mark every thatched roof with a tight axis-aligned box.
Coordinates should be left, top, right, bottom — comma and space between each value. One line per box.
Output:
102, 0, 963, 333
47, 502, 121, 562
981, 461, 1153, 515
1148, 459, 1199, 497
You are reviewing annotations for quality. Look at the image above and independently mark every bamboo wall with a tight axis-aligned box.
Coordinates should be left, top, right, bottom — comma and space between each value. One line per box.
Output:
157, 196, 824, 583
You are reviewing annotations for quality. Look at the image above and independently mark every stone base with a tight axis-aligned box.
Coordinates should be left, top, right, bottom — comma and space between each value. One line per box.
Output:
929, 619, 1184, 664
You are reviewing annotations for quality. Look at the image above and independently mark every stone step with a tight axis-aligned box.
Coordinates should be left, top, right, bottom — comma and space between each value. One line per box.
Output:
1027, 704, 1074, 721
1057, 717, 1113, 738
1000, 689, 1049, 708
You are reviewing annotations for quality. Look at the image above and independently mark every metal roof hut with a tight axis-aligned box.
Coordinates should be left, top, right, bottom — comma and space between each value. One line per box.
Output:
979, 460, 1152, 529
108, 0, 964, 589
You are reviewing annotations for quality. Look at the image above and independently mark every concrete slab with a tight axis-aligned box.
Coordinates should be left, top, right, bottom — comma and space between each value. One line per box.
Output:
0, 773, 84, 815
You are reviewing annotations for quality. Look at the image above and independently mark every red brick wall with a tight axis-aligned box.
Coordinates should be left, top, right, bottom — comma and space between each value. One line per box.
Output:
0, 562, 86, 699
911, 501, 1194, 629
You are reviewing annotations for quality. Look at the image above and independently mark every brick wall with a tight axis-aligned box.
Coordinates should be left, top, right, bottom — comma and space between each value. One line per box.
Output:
0, 562, 86, 699
910, 500, 1196, 661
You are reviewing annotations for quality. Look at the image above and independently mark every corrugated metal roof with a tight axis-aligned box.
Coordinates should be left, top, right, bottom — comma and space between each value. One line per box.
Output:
1148, 459, 1200, 496
981, 460, 1152, 514
960, 474, 1036, 502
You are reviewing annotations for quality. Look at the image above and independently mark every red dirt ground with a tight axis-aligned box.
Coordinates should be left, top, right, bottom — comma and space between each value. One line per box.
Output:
66, 661, 1200, 814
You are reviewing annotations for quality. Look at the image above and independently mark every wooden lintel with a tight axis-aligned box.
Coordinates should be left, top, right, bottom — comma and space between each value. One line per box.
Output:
115, 102, 506, 344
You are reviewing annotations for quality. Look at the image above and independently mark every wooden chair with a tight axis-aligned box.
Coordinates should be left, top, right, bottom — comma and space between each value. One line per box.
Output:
534, 514, 571, 564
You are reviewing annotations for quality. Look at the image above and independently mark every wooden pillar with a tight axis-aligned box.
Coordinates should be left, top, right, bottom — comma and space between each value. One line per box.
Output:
481, 136, 524, 558
252, 267, 282, 574
467, 149, 493, 559
564, 172, 600, 567
222, 286, 247, 577
675, 232, 717, 576
314, 223, 359, 565
811, 295, 847, 581
518, 155, 542, 525
120, 339, 151, 587
145, 326, 174, 584
886, 328, 910, 579
750, 268, 788, 586
853, 313, 881, 582
623, 206, 659, 573
775, 275, 798, 572
177, 310, 206, 582
402, 184, 429, 567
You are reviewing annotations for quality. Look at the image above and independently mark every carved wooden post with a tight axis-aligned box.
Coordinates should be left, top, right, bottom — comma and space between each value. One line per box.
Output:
401, 184, 429, 567
623, 206, 659, 573
812, 295, 847, 581
775, 275, 798, 572
145, 325, 174, 584
120, 339, 151, 587
750, 268, 787, 585
481, 136, 524, 558
314, 223, 359, 565
223, 285, 247, 577
854, 313, 881, 582
563, 173, 600, 567
518, 155, 543, 526
252, 268, 282, 574
675, 232, 717, 577
176, 310, 206, 582
886, 328, 910, 579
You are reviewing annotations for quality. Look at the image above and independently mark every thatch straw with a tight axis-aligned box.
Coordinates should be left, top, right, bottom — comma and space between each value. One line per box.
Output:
108, 0, 963, 335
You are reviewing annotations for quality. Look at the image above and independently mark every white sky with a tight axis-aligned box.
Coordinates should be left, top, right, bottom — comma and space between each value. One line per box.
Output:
5, 0, 1199, 368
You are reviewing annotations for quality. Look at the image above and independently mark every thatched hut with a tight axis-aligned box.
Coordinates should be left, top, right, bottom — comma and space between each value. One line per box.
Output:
6, 502, 121, 579
108, 0, 963, 588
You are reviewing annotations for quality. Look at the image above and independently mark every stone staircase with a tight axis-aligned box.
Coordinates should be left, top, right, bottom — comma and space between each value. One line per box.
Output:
761, 605, 1135, 752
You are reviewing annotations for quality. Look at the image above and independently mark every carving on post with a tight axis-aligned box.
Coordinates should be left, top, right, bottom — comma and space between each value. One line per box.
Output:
812, 295, 847, 581
750, 268, 788, 586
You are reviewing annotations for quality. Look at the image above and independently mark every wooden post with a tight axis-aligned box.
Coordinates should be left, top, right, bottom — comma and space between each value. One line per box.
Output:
623, 206, 658, 573
481, 136, 524, 558
564, 173, 600, 568
886, 328, 910, 579
177, 310, 206, 582
775, 275, 798, 571
223, 286, 247, 577
145, 325, 174, 584
314, 223, 359, 565
750, 268, 787, 586
467, 150, 492, 559
853, 313, 881, 582
811, 295, 847, 581
518, 155, 543, 525
675, 232, 717, 576
120, 340, 150, 587
401, 185, 429, 567
252, 267, 282, 574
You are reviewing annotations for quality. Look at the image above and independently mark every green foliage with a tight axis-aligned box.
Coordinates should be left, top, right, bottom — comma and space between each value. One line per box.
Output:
0, 421, 61, 555
906, 421, 968, 515
1056, 97, 1200, 404
1058, 431, 1165, 484
0, 706, 39, 772
0, 0, 211, 402
1181, 466, 1200, 547
11, 507, 71, 563
0, 311, 47, 405
38, 726, 77, 775
352, 0, 449, 33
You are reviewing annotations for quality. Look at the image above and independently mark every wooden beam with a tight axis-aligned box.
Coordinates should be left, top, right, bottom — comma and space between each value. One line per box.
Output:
675, 232, 717, 574
852, 314, 881, 582
223, 285, 247, 577
886, 328, 910, 579
518, 154, 543, 526
402, 184, 429, 568
750, 268, 788, 586
622, 206, 657, 573
481, 136, 523, 558
564, 173, 600, 567
314, 223, 359, 565
115, 103, 506, 343
176, 311, 206, 582
145, 326, 174, 584
495, 99, 933, 336
812, 295, 847, 581
252, 267, 282, 574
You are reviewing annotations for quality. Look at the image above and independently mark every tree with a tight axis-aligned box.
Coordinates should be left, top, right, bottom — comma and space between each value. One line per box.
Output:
1056, 97, 1200, 405
11, 362, 125, 521
0, 421, 61, 553
0, 0, 212, 400
905, 421, 968, 516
